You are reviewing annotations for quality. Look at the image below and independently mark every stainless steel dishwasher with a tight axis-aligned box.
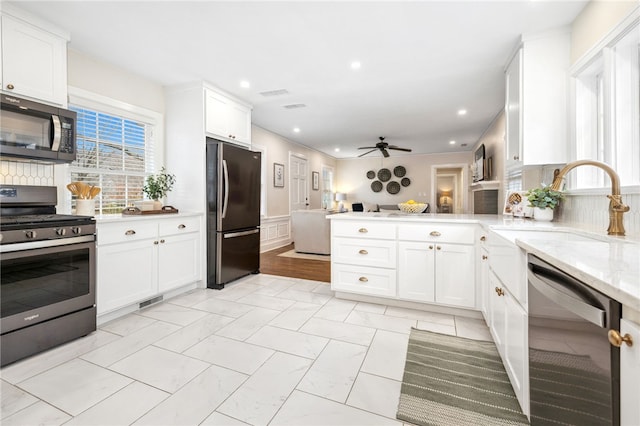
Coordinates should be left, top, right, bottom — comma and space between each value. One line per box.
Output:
527, 254, 621, 426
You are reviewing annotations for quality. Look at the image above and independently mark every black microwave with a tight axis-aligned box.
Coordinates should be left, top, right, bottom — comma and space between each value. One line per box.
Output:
0, 94, 76, 163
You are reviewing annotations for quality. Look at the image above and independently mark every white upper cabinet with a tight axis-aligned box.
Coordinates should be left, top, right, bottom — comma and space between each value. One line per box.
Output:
505, 30, 570, 169
1, 13, 68, 106
205, 88, 251, 146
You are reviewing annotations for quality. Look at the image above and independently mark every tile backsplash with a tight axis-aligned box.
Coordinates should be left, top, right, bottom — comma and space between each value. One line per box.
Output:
0, 159, 54, 186
556, 192, 640, 237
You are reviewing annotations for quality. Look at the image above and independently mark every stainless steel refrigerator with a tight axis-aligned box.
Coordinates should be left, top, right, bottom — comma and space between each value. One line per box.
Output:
206, 138, 261, 289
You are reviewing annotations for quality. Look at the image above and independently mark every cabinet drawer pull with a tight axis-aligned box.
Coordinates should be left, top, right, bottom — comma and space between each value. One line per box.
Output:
480, 236, 486, 241
358, 228, 368, 233
178, 224, 186, 229
7, 83, 15, 90
358, 249, 368, 255
430, 231, 441, 237
125, 230, 136, 236
160, 239, 165, 243
358, 276, 369, 283
154, 240, 159, 245
482, 255, 488, 260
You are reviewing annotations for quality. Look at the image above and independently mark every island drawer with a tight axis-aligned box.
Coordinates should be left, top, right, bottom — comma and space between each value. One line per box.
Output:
331, 263, 396, 297
332, 221, 396, 240
397, 224, 476, 244
332, 238, 396, 268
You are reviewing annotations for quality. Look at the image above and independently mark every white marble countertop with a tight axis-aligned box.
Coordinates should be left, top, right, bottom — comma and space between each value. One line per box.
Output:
329, 211, 640, 311
94, 211, 202, 224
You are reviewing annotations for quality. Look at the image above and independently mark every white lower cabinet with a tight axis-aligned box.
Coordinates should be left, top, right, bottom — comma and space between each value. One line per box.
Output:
397, 241, 435, 302
97, 215, 202, 316
489, 270, 528, 415
621, 318, 640, 426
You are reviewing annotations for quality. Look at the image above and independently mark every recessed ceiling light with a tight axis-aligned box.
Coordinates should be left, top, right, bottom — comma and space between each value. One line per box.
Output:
449, 140, 456, 145
457, 109, 467, 116
334, 148, 341, 152
240, 80, 250, 88
293, 127, 300, 133
351, 61, 361, 70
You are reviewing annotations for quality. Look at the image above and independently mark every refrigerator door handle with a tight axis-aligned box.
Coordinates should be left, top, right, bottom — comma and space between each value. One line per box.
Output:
224, 229, 260, 239
222, 159, 230, 219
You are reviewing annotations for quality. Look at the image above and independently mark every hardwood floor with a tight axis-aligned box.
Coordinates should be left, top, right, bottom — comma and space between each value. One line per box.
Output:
260, 243, 330, 283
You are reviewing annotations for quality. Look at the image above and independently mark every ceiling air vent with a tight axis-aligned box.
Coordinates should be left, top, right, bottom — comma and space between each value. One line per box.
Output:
259, 89, 289, 97
283, 104, 307, 109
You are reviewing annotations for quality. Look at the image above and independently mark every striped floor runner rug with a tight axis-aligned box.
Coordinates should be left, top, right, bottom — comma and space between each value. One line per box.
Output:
397, 328, 529, 426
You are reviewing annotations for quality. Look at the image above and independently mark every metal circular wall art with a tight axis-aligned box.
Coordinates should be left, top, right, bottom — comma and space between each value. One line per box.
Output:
366, 170, 376, 179
377, 168, 391, 182
393, 166, 406, 178
371, 180, 383, 192
386, 181, 400, 194
401, 177, 411, 187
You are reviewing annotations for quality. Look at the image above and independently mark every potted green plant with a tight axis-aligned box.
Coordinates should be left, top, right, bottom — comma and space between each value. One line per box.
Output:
141, 167, 176, 209
525, 185, 564, 221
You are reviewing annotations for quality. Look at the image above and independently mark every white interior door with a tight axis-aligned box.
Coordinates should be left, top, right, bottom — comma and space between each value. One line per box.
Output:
290, 154, 308, 212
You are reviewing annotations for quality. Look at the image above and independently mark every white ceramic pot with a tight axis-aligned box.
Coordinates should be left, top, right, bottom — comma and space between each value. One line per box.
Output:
533, 207, 554, 221
76, 199, 95, 216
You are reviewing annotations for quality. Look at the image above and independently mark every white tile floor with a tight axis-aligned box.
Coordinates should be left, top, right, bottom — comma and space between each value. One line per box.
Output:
0, 274, 492, 426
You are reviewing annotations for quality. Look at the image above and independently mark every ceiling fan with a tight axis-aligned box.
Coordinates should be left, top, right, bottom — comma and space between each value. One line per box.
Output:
358, 137, 412, 158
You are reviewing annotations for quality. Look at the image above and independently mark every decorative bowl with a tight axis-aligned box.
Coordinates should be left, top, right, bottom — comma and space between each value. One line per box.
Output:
398, 202, 427, 213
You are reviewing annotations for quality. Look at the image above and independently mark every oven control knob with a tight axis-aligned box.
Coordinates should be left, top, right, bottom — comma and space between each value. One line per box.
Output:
71, 227, 81, 234
25, 230, 37, 239
56, 228, 67, 236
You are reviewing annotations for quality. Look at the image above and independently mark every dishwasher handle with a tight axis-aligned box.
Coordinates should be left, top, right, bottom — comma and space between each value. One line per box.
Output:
529, 267, 606, 327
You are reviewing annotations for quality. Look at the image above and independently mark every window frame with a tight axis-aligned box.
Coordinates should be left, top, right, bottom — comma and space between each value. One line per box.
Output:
65, 87, 164, 214
570, 12, 640, 195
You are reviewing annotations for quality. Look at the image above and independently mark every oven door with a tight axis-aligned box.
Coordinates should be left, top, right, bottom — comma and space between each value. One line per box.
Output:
0, 236, 96, 334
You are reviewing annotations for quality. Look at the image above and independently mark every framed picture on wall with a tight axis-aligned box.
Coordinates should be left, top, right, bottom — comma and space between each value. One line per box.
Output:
312, 171, 319, 190
274, 163, 285, 187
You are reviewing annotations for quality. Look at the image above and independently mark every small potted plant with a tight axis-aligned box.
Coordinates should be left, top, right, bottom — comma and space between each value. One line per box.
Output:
525, 185, 564, 221
141, 167, 176, 209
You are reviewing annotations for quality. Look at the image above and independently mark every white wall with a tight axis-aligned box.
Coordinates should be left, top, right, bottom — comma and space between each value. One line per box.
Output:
335, 151, 472, 211
252, 125, 337, 217
570, 0, 638, 64
67, 49, 164, 113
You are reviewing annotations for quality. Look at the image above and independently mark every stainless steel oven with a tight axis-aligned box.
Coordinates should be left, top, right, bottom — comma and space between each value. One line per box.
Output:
528, 254, 621, 425
0, 94, 76, 163
0, 185, 96, 367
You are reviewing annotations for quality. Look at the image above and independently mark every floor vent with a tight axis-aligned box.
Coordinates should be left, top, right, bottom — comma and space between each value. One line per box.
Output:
259, 89, 289, 97
139, 295, 163, 309
283, 103, 306, 109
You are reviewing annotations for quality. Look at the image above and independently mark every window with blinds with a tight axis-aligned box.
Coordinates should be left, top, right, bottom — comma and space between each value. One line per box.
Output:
69, 106, 155, 214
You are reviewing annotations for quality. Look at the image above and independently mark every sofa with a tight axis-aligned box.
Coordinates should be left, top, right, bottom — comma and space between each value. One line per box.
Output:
291, 209, 335, 255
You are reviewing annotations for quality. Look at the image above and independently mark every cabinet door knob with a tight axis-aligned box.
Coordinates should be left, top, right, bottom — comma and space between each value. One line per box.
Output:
178, 224, 186, 229
358, 249, 368, 255
608, 330, 633, 347
358, 276, 369, 283
154, 240, 159, 245
6, 83, 14, 90
436, 246, 441, 250
513, 155, 520, 161
430, 231, 441, 237
160, 239, 165, 243
480, 236, 486, 241
358, 228, 368, 233
495, 287, 504, 296
482, 255, 488, 260
125, 230, 136, 235
429, 245, 433, 250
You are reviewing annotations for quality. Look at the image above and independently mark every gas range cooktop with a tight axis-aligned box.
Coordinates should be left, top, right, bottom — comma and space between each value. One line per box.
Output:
0, 214, 94, 229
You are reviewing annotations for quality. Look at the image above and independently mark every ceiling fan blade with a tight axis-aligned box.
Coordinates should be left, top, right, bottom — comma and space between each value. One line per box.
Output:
381, 148, 390, 158
388, 146, 412, 152
358, 148, 378, 157
358, 146, 377, 149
